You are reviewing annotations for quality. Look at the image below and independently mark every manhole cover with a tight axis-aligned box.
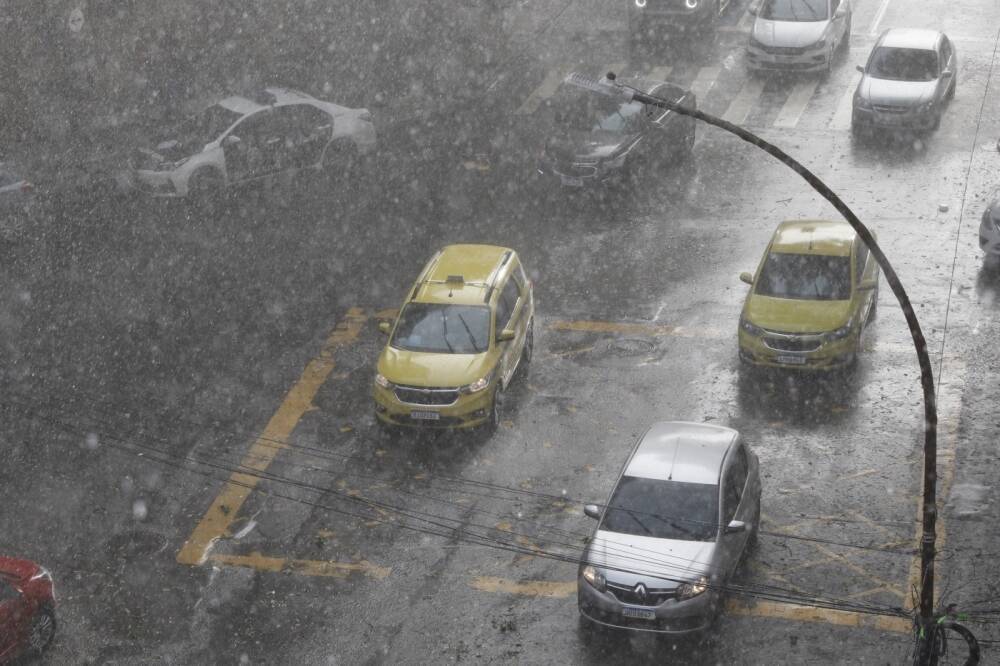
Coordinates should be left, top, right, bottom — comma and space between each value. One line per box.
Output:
607, 338, 656, 355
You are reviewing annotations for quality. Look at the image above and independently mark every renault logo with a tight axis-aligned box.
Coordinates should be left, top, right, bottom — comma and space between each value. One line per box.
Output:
634, 583, 647, 601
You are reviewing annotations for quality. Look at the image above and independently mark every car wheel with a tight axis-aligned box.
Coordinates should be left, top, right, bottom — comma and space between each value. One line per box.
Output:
748, 498, 761, 549
842, 21, 852, 50
931, 110, 942, 131
487, 384, 504, 433
946, 76, 956, 101
867, 285, 879, 322
27, 607, 56, 655
851, 121, 864, 140
188, 169, 224, 213
521, 318, 534, 369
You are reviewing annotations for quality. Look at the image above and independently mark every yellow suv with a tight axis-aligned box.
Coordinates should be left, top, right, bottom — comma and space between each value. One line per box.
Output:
738, 220, 879, 371
374, 244, 535, 431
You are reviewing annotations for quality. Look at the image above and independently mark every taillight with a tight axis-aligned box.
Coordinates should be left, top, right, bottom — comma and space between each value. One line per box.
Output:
20, 181, 34, 193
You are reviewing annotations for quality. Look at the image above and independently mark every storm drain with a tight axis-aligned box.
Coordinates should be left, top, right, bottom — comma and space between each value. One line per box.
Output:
607, 338, 657, 355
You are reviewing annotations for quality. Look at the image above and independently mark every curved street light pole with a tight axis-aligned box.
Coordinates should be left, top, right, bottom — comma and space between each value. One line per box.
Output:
571, 72, 939, 662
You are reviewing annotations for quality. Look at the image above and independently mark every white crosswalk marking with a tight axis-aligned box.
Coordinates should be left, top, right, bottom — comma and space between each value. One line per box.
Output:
829, 72, 862, 130
722, 76, 765, 124
515, 66, 572, 115
773, 79, 820, 128
690, 66, 721, 102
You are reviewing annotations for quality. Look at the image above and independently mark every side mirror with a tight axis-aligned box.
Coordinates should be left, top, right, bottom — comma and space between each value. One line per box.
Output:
739, 272, 754, 285
856, 65, 865, 74
584, 504, 601, 520
725, 520, 746, 534
858, 278, 877, 291
496, 329, 516, 342
747, 3, 758, 15
378, 321, 392, 335
222, 135, 241, 147
941, 70, 953, 79
834, 6, 847, 17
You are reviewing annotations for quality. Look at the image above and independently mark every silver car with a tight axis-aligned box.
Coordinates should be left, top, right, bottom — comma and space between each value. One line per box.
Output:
852, 28, 957, 135
577, 421, 761, 635
747, 0, 852, 74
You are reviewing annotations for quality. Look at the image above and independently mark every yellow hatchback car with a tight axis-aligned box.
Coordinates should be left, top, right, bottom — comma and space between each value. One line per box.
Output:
374, 244, 534, 431
738, 220, 879, 371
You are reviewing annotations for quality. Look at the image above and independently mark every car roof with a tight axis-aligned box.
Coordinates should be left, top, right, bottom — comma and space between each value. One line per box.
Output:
877, 28, 942, 51
412, 244, 514, 306
770, 219, 856, 256
624, 422, 738, 485
217, 88, 321, 117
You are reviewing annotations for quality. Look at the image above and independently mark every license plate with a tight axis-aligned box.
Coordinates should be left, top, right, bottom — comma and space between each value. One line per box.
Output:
410, 410, 440, 420
560, 175, 583, 187
622, 607, 656, 620
775, 354, 807, 365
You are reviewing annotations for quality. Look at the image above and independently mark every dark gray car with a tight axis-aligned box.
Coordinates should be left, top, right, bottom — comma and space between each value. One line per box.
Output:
577, 421, 761, 635
852, 28, 957, 136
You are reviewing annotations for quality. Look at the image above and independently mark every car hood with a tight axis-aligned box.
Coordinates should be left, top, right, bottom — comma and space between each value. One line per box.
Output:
752, 18, 828, 48
378, 346, 493, 388
859, 77, 938, 106
545, 130, 629, 164
585, 530, 717, 588
0, 556, 40, 582
745, 295, 852, 333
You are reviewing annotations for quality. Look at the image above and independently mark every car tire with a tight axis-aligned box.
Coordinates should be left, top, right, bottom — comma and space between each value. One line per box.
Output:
946, 76, 956, 101
188, 169, 224, 213
748, 497, 761, 549
867, 285, 879, 322
487, 384, 504, 433
931, 110, 942, 131
27, 606, 56, 655
842, 21, 852, 50
521, 318, 534, 369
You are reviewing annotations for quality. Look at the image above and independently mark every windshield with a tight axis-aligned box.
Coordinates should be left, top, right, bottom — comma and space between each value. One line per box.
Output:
755, 253, 851, 300
175, 104, 242, 149
867, 47, 939, 81
760, 0, 830, 21
391, 303, 491, 354
599, 476, 719, 541
547, 87, 644, 134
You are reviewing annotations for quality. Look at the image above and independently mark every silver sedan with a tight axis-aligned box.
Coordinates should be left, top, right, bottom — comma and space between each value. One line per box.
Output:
577, 421, 761, 635
747, 0, 852, 74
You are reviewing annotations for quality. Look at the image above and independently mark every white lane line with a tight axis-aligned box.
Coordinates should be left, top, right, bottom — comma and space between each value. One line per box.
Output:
868, 0, 891, 37
690, 66, 722, 102
515, 66, 571, 115
773, 78, 820, 128
722, 76, 766, 124
829, 72, 862, 130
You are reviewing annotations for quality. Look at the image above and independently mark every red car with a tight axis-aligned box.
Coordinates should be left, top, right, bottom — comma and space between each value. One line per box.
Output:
0, 557, 56, 663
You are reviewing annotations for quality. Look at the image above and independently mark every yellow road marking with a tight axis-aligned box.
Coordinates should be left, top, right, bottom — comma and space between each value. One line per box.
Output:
469, 577, 911, 632
725, 599, 911, 633
470, 576, 577, 598
210, 553, 390, 580
177, 308, 369, 567
548, 319, 724, 339
903, 360, 966, 611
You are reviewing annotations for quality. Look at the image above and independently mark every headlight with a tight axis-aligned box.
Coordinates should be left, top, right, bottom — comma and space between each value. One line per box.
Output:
635, 0, 647, 7
676, 575, 709, 600
374, 373, 392, 389
739, 317, 764, 336
855, 95, 872, 111
812, 39, 827, 50
684, 0, 699, 8
916, 100, 935, 114
581, 565, 606, 592
825, 320, 855, 342
748, 34, 765, 50
459, 372, 493, 395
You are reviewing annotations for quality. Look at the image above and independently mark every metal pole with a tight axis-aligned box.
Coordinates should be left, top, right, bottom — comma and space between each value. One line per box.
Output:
580, 72, 939, 661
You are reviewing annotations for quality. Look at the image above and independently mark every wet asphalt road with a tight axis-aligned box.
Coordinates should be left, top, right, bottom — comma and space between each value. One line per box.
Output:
3, 0, 1000, 663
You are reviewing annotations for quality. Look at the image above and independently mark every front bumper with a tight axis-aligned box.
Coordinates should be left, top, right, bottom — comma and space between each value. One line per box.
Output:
852, 105, 939, 132
129, 169, 183, 197
373, 382, 495, 430
746, 45, 830, 72
577, 576, 717, 635
537, 160, 616, 189
738, 328, 858, 371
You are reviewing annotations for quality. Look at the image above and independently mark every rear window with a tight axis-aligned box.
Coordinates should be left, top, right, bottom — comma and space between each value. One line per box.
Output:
755, 252, 851, 300
868, 47, 939, 81
760, 0, 830, 22
599, 476, 718, 542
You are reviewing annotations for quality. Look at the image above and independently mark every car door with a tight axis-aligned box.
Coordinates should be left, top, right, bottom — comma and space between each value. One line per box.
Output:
274, 104, 333, 170
222, 110, 281, 184
0, 578, 24, 658
720, 450, 751, 577
494, 277, 523, 387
